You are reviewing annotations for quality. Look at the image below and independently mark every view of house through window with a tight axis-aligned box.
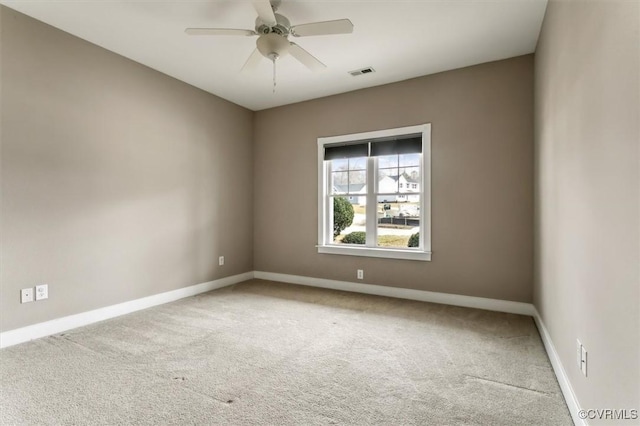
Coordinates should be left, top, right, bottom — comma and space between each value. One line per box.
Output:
329, 153, 421, 248
376, 153, 421, 247
318, 124, 431, 261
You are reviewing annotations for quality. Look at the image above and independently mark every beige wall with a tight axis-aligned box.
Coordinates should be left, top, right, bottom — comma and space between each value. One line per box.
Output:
534, 0, 640, 418
0, 7, 254, 332
254, 55, 534, 302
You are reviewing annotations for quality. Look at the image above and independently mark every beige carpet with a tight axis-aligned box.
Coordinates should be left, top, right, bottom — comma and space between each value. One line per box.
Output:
1, 279, 571, 425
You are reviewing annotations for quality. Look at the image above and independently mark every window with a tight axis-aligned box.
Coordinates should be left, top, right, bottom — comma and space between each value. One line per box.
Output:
317, 124, 431, 261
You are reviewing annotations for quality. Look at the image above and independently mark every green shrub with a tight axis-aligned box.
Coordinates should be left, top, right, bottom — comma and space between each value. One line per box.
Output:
333, 197, 354, 237
408, 232, 420, 247
342, 231, 366, 245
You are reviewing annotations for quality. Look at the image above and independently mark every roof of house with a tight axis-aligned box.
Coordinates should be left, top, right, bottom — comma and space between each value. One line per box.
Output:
388, 172, 420, 184
334, 173, 419, 193
333, 183, 366, 193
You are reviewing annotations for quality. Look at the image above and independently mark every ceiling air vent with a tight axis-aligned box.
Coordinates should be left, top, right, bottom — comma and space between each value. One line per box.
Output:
349, 67, 375, 77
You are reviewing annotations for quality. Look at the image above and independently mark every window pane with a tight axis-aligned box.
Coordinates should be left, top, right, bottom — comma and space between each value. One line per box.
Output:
331, 158, 348, 171
331, 172, 348, 194
332, 196, 366, 244
399, 153, 420, 167
399, 167, 420, 193
378, 168, 399, 194
332, 157, 367, 195
377, 199, 420, 248
378, 155, 398, 169
348, 171, 366, 193
349, 157, 367, 170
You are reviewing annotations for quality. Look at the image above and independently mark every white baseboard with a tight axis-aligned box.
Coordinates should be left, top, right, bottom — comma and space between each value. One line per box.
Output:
253, 271, 535, 316
0, 272, 254, 349
532, 308, 585, 426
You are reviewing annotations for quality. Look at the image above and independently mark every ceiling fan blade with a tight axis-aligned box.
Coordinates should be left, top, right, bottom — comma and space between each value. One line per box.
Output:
291, 19, 354, 37
289, 43, 326, 72
241, 48, 263, 73
252, 0, 277, 27
185, 28, 257, 36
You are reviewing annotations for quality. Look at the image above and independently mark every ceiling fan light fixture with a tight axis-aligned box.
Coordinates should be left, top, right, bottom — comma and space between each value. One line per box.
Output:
256, 33, 290, 59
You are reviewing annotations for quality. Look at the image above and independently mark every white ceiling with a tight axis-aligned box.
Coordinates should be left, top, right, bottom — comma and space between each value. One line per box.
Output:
1, 0, 547, 111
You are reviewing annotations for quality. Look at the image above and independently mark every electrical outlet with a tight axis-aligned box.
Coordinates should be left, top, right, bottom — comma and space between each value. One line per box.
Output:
35, 284, 49, 301
357, 269, 364, 280
219, 256, 225, 266
21, 288, 34, 304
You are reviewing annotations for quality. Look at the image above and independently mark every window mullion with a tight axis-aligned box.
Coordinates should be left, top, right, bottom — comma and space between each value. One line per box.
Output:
419, 152, 424, 249
326, 161, 333, 245
365, 156, 376, 247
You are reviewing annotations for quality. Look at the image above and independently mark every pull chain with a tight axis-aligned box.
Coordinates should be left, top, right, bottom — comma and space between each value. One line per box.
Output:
272, 57, 277, 93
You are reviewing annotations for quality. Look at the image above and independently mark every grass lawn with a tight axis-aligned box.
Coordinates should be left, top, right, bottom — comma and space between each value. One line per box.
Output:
352, 203, 418, 216
377, 235, 410, 247
334, 233, 410, 248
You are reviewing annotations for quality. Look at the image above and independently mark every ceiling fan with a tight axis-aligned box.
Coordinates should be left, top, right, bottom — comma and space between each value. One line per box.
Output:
185, 0, 354, 88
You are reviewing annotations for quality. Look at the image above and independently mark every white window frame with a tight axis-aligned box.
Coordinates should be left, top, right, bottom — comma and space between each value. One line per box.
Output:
317, 124, 432, 261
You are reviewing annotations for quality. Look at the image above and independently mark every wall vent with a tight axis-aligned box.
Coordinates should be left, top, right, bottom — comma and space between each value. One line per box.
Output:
349, 67, 375, 77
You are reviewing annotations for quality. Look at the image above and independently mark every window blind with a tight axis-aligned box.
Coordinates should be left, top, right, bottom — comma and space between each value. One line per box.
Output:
323, 142, 369, 160
369, 135, 422, 157
324, 133, 422, 160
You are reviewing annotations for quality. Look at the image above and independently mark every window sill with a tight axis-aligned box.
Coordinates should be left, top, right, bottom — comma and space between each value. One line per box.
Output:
317, 245, 431, 261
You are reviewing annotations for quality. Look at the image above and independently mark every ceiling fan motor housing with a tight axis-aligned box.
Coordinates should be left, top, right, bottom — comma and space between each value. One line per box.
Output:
255, 13, 291, 36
